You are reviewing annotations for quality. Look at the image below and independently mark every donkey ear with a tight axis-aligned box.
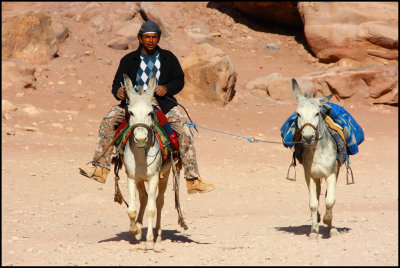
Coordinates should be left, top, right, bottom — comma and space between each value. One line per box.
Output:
146, 73, 157, 98
123, 73, 137, 100
317, 94, 334, 106
291, 79, 303, 103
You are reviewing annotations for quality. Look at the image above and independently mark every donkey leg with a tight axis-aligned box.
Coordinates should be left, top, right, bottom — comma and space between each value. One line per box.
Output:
127, 177, 139, 238
306, 174, 320, 239
316, 178, 321, 223
144, 176, 159, 250
323, 173, 337, 235
155, 170, 170, 243
134, 181, 148, 240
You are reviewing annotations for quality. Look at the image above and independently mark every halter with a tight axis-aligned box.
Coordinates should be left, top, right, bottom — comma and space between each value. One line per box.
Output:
129, 123, 155, 151
297, 113, 325, 143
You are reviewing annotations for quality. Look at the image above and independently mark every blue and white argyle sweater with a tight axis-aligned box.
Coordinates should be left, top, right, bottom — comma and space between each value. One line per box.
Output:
134, 50, 161, 92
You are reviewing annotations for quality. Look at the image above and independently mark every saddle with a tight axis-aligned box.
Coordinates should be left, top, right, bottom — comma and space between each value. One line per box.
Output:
114, 106, 180, 162
292, 114, 347, 165
282, 103, 361, 184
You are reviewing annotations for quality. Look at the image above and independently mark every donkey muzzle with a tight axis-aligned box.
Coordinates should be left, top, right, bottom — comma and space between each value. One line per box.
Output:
130, 123, 154, 149
299, 123, 319, 146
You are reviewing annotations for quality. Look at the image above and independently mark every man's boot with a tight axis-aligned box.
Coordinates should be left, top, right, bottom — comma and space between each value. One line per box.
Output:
186, 177, 214, 194
79, 163, 110, 184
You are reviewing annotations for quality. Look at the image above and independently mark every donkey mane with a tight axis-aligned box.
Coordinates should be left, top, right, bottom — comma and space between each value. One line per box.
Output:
304, 91, 313, 98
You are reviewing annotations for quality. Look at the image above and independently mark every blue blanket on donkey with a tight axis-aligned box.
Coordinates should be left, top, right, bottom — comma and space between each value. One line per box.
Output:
280, 102, 364, 155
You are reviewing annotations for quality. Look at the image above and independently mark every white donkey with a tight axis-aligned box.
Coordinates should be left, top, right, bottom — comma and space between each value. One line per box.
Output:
122, 73, 173, 250
291, 79, 340, 239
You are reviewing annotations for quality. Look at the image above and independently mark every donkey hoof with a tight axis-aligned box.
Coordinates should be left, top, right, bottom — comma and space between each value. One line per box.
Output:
130, 227, 137, 236
323, 215, 332, 226
156, 236, 162, 243
145, 241, 155, 250
130, 230, 138, 238
309, 232, 319, 240
135, 232, 142, 241
134, 223, 142, 240
130, 227, 140, 238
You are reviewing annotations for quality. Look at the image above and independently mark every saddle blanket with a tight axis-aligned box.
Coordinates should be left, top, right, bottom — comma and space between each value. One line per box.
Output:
280, 102, 364, 155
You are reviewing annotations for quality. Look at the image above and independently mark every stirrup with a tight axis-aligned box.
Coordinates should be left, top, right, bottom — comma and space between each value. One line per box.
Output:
345, 155, 355, 185
285, 152, 296, 181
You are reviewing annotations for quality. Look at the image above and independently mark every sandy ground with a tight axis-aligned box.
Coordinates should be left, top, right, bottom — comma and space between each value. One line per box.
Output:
2, 2, 398, 266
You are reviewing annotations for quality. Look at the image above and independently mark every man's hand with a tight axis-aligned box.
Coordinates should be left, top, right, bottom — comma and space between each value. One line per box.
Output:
155, 85, 167, 97
117, 86, 127, 100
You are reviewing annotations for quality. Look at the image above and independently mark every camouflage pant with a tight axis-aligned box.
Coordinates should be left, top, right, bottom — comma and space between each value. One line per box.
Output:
92, 104, 126, 170
92, 103, 200, 179
165, 106, 200, 179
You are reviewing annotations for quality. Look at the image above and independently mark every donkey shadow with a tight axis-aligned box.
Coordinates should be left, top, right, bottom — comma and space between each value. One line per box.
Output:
98, 228, 210, 245
275, 225, 351, 239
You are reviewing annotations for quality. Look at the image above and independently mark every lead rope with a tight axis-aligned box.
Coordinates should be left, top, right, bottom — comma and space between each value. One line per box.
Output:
165, 96, 198, 133
113, 154, 128, 207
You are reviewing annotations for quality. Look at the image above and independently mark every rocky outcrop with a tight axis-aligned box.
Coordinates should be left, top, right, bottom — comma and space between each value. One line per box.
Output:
72, 2, 139, 40
180, 43, 237, 106
75, 2, 103, 23
107, 37, 129, 50
246, 65, 398, 105
184, 20, 213, 44
139, 2, 171, 38
2, 58, 37, 91
298, 2, 398, 65
234, 2, 398, 66
315, 65, 398, 104
52, 21, 69, 43
234, 2, 302, 28
115, 23, 142, 42
2, 10, 59, 65
2, 99, 18, 115
107, 22, 141, 50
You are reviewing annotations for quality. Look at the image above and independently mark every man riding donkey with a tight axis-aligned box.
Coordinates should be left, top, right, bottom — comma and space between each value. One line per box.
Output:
79, 20, 214, 194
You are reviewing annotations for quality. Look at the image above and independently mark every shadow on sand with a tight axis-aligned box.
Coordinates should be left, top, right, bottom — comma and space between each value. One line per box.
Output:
98, 228, 210, 245
275, 225, 351, 239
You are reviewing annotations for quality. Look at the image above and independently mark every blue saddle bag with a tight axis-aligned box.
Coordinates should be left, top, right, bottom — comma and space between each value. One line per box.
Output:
281, 102, 364, 155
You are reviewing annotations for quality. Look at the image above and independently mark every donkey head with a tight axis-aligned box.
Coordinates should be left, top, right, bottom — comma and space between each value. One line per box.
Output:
292, 79, 333, 146
123, 73, 157, 148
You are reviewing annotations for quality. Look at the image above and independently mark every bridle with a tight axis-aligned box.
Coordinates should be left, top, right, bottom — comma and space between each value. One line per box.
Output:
129, 122, 155, 151
297, 113, 325, 143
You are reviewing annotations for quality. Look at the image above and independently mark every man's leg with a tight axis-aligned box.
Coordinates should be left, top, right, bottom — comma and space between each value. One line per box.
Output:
79, 104, 126, 183
165, 106, 214, 194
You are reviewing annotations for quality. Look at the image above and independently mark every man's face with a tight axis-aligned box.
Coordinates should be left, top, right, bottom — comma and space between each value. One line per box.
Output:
139, 33, 160, 54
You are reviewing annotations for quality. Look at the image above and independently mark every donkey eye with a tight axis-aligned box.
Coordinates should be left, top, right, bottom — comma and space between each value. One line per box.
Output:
129, 111, 134, 117
296, 112, 301, 118
315, 112, 319, 117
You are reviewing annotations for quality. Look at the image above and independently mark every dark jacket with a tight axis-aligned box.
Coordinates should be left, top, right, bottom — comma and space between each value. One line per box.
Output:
112, 45, 184, 114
